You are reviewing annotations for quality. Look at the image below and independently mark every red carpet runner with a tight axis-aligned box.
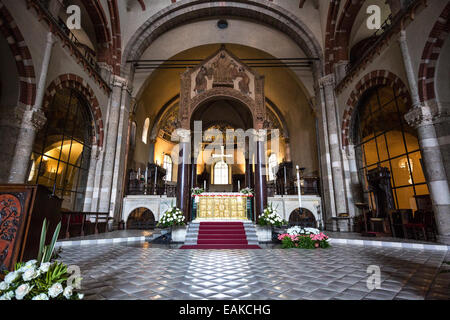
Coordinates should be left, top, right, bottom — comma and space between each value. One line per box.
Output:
180, 222, 261, 249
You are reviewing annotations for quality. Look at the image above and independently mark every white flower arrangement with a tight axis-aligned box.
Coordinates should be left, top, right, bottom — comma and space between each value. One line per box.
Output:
0, 261, 83, 301
258, 203, 286, 227
157, 206, 186, 228
0, 218, 83, 301
287, 226, 321, 236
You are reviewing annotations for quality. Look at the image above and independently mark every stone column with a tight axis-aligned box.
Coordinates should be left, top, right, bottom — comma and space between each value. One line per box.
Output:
405, 107, 450, 244
283, 137, 292, 162
110, 82, 131, 222
254, 132, 268, 221
83, 145, 99, 211
98, 76, 127, 213
319, 74, 348, 217
176, 130, 191, 221
400, 30, 450, 244
8, 32, 55, 183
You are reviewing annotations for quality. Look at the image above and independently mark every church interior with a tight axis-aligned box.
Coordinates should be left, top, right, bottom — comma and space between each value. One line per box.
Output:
0, 0, 449, 301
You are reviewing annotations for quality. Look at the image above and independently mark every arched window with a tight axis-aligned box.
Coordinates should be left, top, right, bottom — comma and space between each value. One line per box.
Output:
354, 86, 428, 211
214, 161, 229, 185
163, 154, 172, 182
28, 88, 93, 211
268, 154, 278, 181
142, 118, 150, 144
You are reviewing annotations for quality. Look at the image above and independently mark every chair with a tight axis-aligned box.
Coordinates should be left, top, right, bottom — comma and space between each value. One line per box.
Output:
404, 210, 437, 241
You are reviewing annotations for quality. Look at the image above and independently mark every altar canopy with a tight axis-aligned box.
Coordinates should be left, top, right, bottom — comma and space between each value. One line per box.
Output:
196, 193, 252, 219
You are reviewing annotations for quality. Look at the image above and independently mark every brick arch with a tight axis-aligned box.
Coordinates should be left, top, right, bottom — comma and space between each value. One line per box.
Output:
418, 2, 450, 103
324, 0, 341, 74
0, 1, 36, 108
341, 70, 412, 147
333, 0, 365, 64
79, 0, 112, 64
43, 74, 104, 147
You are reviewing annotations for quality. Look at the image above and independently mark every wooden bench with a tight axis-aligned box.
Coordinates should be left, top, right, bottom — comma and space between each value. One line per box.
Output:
60, 212, 112, 239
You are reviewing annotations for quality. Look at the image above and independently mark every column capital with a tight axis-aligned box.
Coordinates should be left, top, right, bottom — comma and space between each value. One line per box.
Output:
111, 75, 129, 88
404, 104, 434, 128
318, 74, 336, 89
4, 105, 47, 131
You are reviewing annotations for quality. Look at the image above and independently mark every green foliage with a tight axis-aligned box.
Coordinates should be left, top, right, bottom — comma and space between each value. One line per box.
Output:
157, 206, 185, 228
0, 219, 83, 300
258, 203, 286, 227
37, 219, 62, 264
0, 261, 83, 300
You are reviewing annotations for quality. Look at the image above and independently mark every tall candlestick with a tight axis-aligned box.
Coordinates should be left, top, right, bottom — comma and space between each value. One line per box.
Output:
296, 165, 302, 212
154, 165, 158, 195
144, 167, 148, 195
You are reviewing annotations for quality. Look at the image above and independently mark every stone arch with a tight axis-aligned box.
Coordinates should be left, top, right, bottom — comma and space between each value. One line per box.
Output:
126, 207, 156, 229
149, 94, 179, 141
418, 3, 450, 104
43, 74, 104, 148
288, 208, 317, 228
122, 0, 323, 77
0, 0, 36, 108
123, 205, 155, 228
341, 70, 412, 147
188, 87, 259, 128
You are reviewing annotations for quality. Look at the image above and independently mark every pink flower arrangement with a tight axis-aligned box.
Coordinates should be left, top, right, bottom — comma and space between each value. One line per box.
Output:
278, 230, 330, 249
310, 233, 329, 241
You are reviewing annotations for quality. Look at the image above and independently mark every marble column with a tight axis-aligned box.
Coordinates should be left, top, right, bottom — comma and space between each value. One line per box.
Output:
400, 30, 450, 244
319, 74, 348, 216
254, 133, 268, 222
98, 76, 128, 214
8, 32, 55, 183
176, 131, 191, 221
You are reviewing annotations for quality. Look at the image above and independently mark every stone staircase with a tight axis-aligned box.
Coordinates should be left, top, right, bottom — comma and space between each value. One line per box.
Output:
181, 221, 260, 249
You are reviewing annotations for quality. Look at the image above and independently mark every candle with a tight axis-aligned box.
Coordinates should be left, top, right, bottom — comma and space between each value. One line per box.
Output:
138, 168, 141, 180
238, 180, 241, 191
296, 165, 302, 211
204, 180, 206, 190
145, 167, 148, 185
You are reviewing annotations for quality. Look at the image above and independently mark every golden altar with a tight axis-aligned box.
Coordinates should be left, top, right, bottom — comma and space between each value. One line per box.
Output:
196, 193, 249, 219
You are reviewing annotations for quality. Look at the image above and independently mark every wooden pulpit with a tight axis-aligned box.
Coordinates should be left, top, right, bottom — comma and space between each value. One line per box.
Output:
0, 185, 62, 272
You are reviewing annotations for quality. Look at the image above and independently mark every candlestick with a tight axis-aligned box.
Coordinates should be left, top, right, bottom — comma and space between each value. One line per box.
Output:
296, 165, 302, 213
154, 165, 158, 195
145, 167, 148, 195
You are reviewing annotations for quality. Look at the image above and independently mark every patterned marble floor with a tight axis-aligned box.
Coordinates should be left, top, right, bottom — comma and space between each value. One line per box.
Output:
59, 244, 450, 300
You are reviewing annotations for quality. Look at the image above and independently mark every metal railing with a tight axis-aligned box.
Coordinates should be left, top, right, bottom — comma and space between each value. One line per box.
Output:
344, 0, 420, 77
29, 0, 110, 91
